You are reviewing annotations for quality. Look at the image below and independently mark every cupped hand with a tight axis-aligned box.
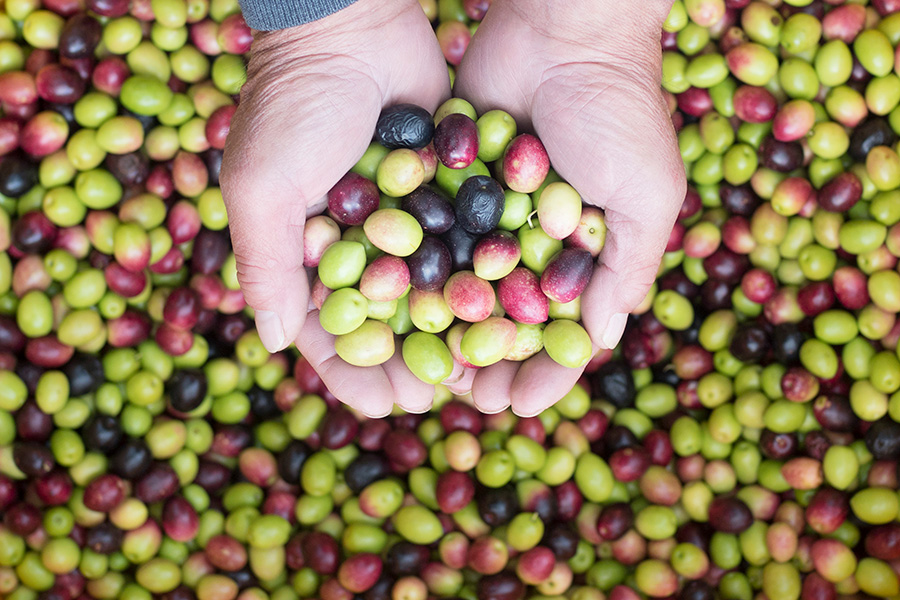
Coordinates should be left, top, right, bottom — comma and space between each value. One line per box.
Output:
455, 0, 686, 416
221, 0, 451, 417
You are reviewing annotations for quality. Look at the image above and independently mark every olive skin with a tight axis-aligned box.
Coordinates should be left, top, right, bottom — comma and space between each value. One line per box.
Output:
375, 104, 435, 150
455, 175, 504, 235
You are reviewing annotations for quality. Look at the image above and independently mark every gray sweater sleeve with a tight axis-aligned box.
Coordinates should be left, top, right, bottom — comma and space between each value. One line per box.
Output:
238, 0, 360, 30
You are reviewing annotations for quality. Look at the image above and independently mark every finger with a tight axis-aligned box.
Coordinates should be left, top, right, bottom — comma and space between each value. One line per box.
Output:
382, 350, 436, 414
445, 367, 477, 398
509, 349, 595, 417
295, 312, 396, 418
471, 361, 519, 414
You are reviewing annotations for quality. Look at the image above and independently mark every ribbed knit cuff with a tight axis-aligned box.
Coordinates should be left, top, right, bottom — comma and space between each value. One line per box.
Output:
238, 0, 360, 30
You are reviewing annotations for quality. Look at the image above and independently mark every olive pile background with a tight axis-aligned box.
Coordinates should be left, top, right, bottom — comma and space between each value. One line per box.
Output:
2, 0, 900, 600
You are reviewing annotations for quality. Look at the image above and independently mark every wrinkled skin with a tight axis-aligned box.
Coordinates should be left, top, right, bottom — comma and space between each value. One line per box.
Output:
222, 0, 684, 417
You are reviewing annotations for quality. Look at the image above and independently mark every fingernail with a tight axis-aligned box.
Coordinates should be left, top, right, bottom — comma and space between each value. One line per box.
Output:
602, 312, 628, 349
255, 310, 286, 352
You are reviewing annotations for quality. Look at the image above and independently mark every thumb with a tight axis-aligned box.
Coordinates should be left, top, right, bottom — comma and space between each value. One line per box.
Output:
221, 165, 311, 353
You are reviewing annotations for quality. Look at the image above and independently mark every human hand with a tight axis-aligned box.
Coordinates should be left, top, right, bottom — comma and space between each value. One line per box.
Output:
454, 0, 686, 416
221, 0, 451, 417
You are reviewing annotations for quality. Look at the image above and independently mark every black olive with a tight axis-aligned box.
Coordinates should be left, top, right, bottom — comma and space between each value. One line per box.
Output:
407, 235, 452, 292
277, 440, 312, 484
730, 323, 769, 362
591, 360, 635, 409
109, 439, 153, 480
679, 581, 715, 600
813, 395, 857, 433
477, 484, 519, 527
105, 151, 150, 186
0, 153, 38, 197
82, 415, 123, 452
13, 442, 55, 477
758, 136, 803, 172
226, 567, 258, 590
248, 386, 280, 421
166, 369, 208, 413
86, 522, 123, 554
651, 364, 681, 387
385, 541, 430, 576
773, 323, 804, 364
59, 13, 102, 58
542, 523, 579, 560
477, 572, 525, 600
344, 453, 391, 493
440, 221, 480, 271
720, 183, 761, 216
363, 575, 394, 600
600, 426, 639, 456
375, 104, 434, 149
849, 117, 897, 161
455, 175, 504, 235
204, 148, 223, 186
63, 353, 104, 396
866, 418, 900, 460
402, 185, 456, 234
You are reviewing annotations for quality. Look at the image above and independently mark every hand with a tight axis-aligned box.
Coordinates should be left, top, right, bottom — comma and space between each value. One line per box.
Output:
221, 0, 451, 417
454, 0, 686, 416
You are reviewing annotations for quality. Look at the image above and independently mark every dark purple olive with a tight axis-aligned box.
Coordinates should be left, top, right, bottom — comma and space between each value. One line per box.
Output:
109, 439, 153, 480
477, 572, 525, 600
866, 418, 900, 460
729, 323, 769, 362
679, 580, 715, 600
191, 229, 230, 274
703, 249, 749, 285
865, 523, 900, 561
0, 152, 38, 197
542, 523, 579, 560
277, 440, 312, 485
319, 409, 359, 450
813, 395, 857, 432
433, 113, 479, 169
166, 369, 208, 413
344, 453, 390, 493
707, 496, 753, 533
758, 136, 803, 172
477, 485, 518, 527
59, 13, 102, 58
375, 104, 434, 149
441, 221, 479, 271
327, 172, 380, 226
676, 522, 710, 552
203, 148, 223, 185
62, 353, 104, 396
406, 235, 452, 291
12, 211, 56, 254
105, 152, 150, 186
720, 183, 760, 216
700, 279, 732, 311
194, 459, 231, 494
540, 248, 593, 304
0, 316, 26, 352
386, 542, 430, 576
134, 463, 179, 504
591, 360, 635, 409
248, 387, 279, 421
363, 575, 394, 600
804, 430, 832, 461
455, 175, 504, 235
13, 442, 55, 477
773, 323, 804, 364
402, 186, 456, 234
760, 430, 797, 460
597, 503, 633, 541
82, 415, 123, 452
849, 117, 896, 161
86, 522, 123, 554
818, 172, 861, 213
15, 401, 53, 442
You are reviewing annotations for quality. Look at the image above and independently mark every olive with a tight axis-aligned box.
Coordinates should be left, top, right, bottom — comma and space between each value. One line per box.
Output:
758, 136, 804, 172
248, 386, 280, 421
591, 360, 635, 409
0, 152, 38, 197
773, 323, 805, 364
707, 496, 753, 533
82, 414, 123, 452
720, 183, 761, 216
759, 430, 798, 460
402, 185, 456, 234
59, 13, 102, 58
385, 541, 430, 576
849, 117, 897, 161
105, 151, 150, 185
477, 484, 519, 527
166, 369, 208, 413
85, 521, 123, 554
679, 580, 716, 600
865, 418, 900, 460
277, 440, 312, 485
13, 442, 55, 477
440, 221, 480, 271
477, 572, 525, 600
455, 175, 505, 235
62, 353, 104, 396
109, 439, 153, 479
406, 235, 452, 292
344, 453, 391, 493
729, 323, 769, 362
542, 523, 579, 560
375, 104, 435, 150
